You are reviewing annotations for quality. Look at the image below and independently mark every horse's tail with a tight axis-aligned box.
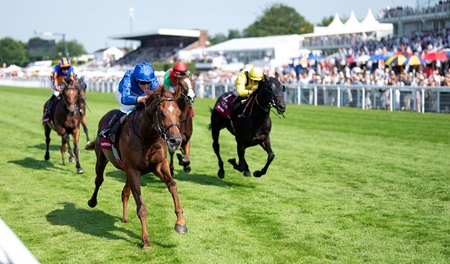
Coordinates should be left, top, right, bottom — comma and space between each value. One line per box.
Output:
85, 140, 96, 150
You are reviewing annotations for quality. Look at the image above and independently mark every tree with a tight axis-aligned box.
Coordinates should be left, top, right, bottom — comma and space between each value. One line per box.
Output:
227, 29, 242, 40
56, 39, 87, 58
28, 37, 56, 61
317, 16, 334, 27
0, 38, 28, 66
209, 33, 227, 45
243, 4, 313, 37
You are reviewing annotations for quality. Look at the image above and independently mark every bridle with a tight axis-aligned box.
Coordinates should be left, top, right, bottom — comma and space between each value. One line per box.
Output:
61, 87, 80, 115
177, 77, 195, 105
252, 79, 286, 117
144, 97, 181, 141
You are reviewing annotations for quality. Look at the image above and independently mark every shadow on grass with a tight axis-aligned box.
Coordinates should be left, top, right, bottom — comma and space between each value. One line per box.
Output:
46, 202, 176, 249
28, 143, 59, 151
7, 157, 65, 172
104, 169, 252, 189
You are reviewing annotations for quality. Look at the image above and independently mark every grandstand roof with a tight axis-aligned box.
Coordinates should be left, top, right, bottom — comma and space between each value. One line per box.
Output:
109, 29, 201, 41
205, 34, 303, 52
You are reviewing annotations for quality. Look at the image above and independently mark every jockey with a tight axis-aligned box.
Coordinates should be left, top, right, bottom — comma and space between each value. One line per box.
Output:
43, 57, 76, 122
99, 61, 160, 139
233, 66, 264, 118
163, 62, 191, 91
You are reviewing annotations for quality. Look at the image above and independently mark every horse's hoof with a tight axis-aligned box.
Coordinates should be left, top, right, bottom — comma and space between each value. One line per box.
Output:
253, 170, 263, 177
142, 243, 152, 249
77, 168, 84, 174
44, 153, 50, 161
87, 199, 97, 208
174, 224, 187, 234
183, 166, 191, 173
218, 170, 225, 179
243, 171, 251, 177
86, 141, 90, 145
69, 157, 76, 163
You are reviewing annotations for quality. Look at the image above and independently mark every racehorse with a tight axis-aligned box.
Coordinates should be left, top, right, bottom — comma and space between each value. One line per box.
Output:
77, 77, 90, 144
43, 79, 84, 174
85, 87, 187, 249
168, 75, 196, 176
209, 76, 286, 178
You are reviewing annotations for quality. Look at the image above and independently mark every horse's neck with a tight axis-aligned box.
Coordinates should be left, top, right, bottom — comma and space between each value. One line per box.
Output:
131, 109, 160, 143
177, 97, 190, 115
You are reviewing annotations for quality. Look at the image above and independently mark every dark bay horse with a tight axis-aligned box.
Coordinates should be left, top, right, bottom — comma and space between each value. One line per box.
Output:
210, 76, 286, 178
85, 87, 187, 249
168, 75, 196, 176
77, 77, 90, 144
43, 79, 84, 174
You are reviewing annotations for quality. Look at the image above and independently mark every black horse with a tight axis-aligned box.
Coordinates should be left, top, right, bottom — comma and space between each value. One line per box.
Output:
209, 76, 286, 178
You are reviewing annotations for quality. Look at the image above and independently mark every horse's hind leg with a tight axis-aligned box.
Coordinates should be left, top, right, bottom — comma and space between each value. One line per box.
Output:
121, 180, 130, 223
82, 115, 90, 144
88, 149, 108, 208
44, 124, 51, 161
253, 138, 275, 177
73, 129, 83, 174
236, 144, 251, 177
211, 113, 225, 178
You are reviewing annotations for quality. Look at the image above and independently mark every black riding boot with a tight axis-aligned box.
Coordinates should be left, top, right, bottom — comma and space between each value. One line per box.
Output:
99, 111, 125, 139
43, 95, 57, 121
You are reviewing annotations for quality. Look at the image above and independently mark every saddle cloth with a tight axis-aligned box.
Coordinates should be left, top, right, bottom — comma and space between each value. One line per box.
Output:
215, 93, 236, 118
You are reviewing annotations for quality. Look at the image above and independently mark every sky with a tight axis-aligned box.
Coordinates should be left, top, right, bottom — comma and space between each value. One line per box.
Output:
0, 0, 421, 53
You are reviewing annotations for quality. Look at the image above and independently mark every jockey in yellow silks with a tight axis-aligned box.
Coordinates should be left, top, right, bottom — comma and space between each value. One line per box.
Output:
233, 66, 264, 118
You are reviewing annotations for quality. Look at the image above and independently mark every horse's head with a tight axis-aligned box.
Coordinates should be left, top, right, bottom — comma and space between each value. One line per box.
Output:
145, 88, 182, 151
257, 76, 286, 114
62, 80, 80, 115
176, 75, 196, 105
77, 77, 87, 98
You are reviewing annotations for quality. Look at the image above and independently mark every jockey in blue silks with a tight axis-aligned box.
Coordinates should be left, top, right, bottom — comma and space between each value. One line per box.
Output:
99, 61, 160, 139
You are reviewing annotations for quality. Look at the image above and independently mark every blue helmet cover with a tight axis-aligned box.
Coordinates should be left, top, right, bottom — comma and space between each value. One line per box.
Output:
133, 62, 156, 82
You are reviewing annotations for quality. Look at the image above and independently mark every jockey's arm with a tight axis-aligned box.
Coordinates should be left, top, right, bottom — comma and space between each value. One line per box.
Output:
235, 74, 250, 97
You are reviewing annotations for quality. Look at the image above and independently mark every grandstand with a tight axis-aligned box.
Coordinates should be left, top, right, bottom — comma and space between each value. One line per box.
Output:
379, 0, 450, 38
110, 29, 208, 66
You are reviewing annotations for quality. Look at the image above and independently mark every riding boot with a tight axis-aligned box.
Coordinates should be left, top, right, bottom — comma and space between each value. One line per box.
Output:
99, 111, 125, 139
237, 97, 249, 118
43, 95, 56, 121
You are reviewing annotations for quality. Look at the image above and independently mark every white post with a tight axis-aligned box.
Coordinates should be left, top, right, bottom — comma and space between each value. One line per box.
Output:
314, 86, 317, 106
337, 86, 340, 108
421, 89, 425, 113
362, 87, 365, 110
389, 88, 393, 112
297, 84, 301, 105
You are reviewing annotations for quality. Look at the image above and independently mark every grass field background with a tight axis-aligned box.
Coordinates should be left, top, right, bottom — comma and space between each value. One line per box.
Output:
0, 86, 449, 264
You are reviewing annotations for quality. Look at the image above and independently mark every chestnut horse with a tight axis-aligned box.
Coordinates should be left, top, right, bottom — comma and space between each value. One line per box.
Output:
77, 77, 90, 144
85, 87, 187, 248
43, 79, 84, 174
210, 76, 286, 178
168, 75, 196, 176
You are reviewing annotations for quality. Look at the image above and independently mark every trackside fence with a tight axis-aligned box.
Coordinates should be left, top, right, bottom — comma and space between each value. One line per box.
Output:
3, 78, 450, 113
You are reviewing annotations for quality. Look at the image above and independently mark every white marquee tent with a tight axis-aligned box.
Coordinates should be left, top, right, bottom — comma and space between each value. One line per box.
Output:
305, 9, 393, 38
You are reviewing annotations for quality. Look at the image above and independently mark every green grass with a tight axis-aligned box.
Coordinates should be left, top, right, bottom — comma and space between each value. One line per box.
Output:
0, 85, 449, 264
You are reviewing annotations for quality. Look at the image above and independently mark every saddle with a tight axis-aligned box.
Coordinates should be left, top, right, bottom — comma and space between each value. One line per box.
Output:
215, 93, 237, 118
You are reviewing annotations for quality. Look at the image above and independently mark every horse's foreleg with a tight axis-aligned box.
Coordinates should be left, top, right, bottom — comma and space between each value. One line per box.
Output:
88, 149, 108, 208
236, 144, 250, 177
44, 124, 51, 161
169, 150, 175, 177
127, 169, 150, 249
254, 139, 275, 177
121, 180, 130, 223
178, 140, 191, 173
211, 118, 225, 178
156, 160, 187, 235
73, 129, 83, 174
60, 134, 68, 165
